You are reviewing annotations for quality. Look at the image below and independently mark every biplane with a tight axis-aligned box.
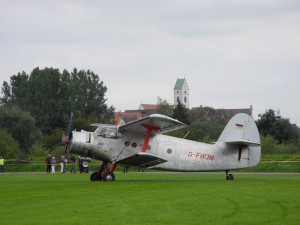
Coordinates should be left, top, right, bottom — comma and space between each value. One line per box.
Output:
64, 113, 261, 181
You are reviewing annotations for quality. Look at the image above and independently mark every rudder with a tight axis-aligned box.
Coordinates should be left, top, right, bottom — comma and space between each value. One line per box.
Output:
217, 113, 260, 145
217, 113, 261, 167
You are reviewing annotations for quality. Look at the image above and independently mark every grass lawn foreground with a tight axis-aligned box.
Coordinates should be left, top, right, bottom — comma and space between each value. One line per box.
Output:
0, 172, 299, 225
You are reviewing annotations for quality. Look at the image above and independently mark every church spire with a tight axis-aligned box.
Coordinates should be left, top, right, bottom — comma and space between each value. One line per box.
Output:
174, 78, 189, 108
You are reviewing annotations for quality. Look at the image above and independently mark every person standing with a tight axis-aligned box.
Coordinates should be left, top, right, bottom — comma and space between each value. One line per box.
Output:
64, 157, 68, 172
51, 157, 56, 173
45, 154, 51, 173
138, 166, 144, 172
70, 154, 76, 173
60, 155, 65, 173
0, 156, 4, 173
122, 166, 129, 173
78, 156, 83, 173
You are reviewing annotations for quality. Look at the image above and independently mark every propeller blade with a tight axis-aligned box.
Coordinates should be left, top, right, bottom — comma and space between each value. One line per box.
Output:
64, 113, 73, 154
67, 112, 73, 139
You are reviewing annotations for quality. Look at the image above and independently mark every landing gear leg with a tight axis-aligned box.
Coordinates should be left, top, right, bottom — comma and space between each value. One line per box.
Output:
90, 161, 108, 181
102, 161, 117, 182
225, 170, 234, 180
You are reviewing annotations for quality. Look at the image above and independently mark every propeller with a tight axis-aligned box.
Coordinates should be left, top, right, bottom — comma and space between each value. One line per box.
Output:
62, 113, 73, 154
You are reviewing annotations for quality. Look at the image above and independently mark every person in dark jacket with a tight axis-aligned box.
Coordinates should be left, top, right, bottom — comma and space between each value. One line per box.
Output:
45, 154, 51, 173
70, 154, 76, 173
78, 156, 83, 173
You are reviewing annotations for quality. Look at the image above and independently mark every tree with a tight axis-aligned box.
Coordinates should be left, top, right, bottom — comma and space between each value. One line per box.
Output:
27, 67, 64, 132
0, 105, 42, 155
172, 101, 190, 125
0, 130, 19, 158
0, 81, 11, 104
157, 97, 173, 117
188, 120, 225, 142
42, 129, 63, 150
189, 106, 228, 124
9, 71, 29, 109
257, 109, 299, 144
1, 67, 115, 133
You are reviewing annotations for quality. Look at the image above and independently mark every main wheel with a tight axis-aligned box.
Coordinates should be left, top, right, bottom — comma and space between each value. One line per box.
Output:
90, 172, 103, 181
103, 172, 115, 182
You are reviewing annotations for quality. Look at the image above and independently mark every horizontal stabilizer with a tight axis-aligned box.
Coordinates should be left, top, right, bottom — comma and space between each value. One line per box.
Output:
225, 140, 261, 147
117, 152, 167, 168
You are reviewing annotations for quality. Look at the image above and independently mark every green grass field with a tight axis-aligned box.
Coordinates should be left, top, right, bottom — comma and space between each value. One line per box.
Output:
0, 172, 299, 225
5, 154, 300, 173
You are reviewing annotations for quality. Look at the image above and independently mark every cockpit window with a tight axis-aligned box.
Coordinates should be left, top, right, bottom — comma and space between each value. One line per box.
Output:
105, 128, 116, 138
95, 125, 122, 138
95, 127, 107, 136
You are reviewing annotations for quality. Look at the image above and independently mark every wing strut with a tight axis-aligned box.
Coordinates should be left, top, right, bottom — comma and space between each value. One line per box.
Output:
141, 124, 160, 152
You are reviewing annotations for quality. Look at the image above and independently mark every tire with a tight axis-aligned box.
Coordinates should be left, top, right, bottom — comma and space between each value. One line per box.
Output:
226, 174, 234, 180
90, 172, 102, 181
103, 172, 115, 182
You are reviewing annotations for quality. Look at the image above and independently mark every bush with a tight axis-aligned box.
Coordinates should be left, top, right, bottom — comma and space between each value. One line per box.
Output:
261, 135, 300, 154
0, 130, 20, 158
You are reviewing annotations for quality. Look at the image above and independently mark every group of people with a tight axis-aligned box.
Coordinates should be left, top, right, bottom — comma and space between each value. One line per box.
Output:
45, 154, 77, 174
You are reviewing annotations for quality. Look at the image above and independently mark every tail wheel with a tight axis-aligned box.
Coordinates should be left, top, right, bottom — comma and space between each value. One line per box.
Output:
226, 174, 234, 180
103, 172, 115, 182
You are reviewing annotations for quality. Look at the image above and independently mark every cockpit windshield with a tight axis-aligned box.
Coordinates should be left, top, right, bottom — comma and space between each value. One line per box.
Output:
94, 125, 121, 138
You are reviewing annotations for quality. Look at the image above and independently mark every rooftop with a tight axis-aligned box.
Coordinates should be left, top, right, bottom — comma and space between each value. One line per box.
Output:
174, 78, 186, 90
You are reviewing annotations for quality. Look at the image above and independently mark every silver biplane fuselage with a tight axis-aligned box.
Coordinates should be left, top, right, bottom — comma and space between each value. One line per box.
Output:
67, 113, 261, 181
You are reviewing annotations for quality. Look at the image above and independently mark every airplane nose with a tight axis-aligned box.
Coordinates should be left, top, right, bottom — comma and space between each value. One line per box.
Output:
68, 131, 88, 155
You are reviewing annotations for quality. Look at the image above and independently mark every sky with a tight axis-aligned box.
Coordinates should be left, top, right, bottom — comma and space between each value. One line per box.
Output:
0, 0, 300, 125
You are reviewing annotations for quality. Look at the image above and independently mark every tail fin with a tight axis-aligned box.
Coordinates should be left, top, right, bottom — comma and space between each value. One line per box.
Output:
217, 113, 260, 145
217, 113, 261, 167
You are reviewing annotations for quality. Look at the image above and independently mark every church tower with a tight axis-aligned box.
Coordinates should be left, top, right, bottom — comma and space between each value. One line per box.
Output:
174, 78, 189, 108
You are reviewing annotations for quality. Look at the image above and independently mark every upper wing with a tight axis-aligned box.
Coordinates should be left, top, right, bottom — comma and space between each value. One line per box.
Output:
118, 114, 187, 135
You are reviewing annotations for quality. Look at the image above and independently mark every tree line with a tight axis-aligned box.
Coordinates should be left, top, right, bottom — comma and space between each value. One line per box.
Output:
0, 67, 114, 158
0, 68, 299, 159
157, 97, 300, 154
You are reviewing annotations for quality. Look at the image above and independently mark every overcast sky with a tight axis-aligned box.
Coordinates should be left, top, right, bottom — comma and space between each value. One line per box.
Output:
1, 0, 300, 125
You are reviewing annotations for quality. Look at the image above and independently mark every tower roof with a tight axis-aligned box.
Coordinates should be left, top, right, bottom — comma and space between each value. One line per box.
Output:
174, 78, 186, 90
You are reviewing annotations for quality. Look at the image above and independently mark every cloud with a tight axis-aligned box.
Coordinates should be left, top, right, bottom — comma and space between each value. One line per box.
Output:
0, 0, 300, 124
